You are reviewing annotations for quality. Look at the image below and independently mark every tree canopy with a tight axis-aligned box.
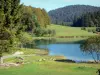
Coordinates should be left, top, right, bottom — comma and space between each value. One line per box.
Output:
21, 6, 51, 35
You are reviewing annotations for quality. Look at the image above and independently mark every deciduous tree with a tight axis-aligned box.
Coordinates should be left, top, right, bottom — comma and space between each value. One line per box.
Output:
80, 36, 100, 63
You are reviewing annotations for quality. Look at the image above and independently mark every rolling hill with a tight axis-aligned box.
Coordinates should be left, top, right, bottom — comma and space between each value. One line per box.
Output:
48, 5, 100, 26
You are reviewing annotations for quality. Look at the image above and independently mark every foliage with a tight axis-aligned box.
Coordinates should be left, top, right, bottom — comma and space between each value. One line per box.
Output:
48, 5, 100, 26
73, 11, 100, 27
21, 6, 37, 33
80, 36, 100, 62
33, 8, 50, 27
17, 32, 33, 48
47, 29, 56, 37
0, 0, 23, 63
0, 0, 51, 61
21, 6, 51, 36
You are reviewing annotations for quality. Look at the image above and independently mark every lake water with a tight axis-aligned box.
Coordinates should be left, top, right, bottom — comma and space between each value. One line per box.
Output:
25, 39, 94, 61
38, 43, 93, 61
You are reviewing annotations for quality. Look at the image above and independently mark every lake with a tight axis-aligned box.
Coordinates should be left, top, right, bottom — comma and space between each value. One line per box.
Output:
35, 40, 94, 61
25, 39, 94, 61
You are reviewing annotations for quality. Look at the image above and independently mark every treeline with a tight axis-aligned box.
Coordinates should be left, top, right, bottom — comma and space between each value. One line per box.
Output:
48, 5, 100, 26
73, 11, 100, 27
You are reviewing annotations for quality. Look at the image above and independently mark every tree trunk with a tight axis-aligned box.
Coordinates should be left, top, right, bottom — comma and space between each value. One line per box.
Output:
97, 54, 99, 63
0, 57, 3, 64
91, 52, 97, 63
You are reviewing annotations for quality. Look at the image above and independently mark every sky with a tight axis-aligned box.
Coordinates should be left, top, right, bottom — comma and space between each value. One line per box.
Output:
21, 0, 100, 11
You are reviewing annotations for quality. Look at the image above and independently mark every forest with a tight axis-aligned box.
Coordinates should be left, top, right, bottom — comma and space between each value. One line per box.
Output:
48, 5, 100, 26
73, 11, 100, 27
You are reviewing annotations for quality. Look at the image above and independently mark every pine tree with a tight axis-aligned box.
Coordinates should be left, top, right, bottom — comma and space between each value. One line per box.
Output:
0, 0, 23, 64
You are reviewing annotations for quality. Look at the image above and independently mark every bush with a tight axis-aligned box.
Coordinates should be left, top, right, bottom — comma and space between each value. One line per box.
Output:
96, 28, 100, 32
88, 29, 92, 32
81, 27, 86, 30
92, 30, 96, 33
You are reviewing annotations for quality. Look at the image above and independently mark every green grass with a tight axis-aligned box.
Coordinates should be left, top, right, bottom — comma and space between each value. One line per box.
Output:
47, 24, 97, 37
0, 61, 99, 75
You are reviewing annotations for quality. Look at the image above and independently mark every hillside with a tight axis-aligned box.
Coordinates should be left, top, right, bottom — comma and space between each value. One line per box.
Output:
48, 5, 100, 26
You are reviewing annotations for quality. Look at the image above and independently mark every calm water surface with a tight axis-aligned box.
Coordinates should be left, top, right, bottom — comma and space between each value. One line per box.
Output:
38, 43, 93, 61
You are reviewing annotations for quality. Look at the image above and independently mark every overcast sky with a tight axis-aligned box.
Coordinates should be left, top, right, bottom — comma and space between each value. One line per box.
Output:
21, 0, 100, 11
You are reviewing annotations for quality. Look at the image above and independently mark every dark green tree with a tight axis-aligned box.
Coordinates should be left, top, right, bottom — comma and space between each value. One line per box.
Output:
0, 0, 23, 64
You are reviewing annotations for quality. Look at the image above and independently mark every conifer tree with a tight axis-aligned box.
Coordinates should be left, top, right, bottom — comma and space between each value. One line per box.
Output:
0, 0, 23, 64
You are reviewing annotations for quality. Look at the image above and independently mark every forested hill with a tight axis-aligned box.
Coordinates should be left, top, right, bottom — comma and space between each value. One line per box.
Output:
48, 5, 100, 26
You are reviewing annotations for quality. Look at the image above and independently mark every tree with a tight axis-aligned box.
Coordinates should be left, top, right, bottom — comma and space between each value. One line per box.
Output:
0, 0, 23, 64
80, 36, 100, 63
21, 6, 36, 33
41, 9, 51, 27
18, 32, 33, 48
21, 6, 51, 36
33, 8, 50, 28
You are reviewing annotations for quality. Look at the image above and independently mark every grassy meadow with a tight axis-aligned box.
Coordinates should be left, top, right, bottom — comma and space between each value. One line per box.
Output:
47, 24, 97, 37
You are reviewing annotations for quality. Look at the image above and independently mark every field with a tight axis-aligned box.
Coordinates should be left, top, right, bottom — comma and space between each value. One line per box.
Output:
47, 24, 97, 37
